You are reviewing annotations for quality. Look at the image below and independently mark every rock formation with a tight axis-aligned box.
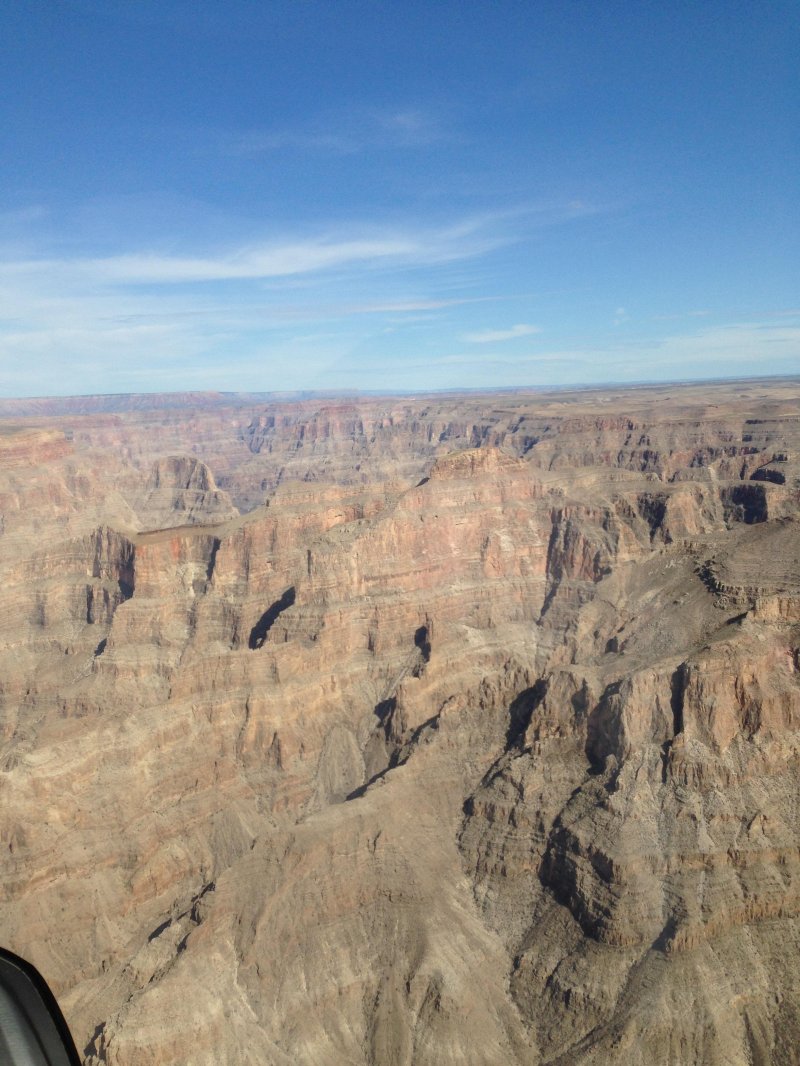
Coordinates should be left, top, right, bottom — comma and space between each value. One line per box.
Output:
0, 379, 799, 1064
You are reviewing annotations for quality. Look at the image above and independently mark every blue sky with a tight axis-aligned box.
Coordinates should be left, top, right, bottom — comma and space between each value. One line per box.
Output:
0, 0, 798, 397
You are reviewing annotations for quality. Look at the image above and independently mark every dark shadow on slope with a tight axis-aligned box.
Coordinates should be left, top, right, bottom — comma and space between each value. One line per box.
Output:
661, 663, 687, 782
652, 915, 678, 953
374, 696, 397, 736
84, 1023, 106, 1062
585, 680, 622, 774
670, 664, 686, 738
505, 680, 548, 750
414, 624, 431, 663
206, 537, 221, 581
750, 466, 785, 485
721, 483, 769, 524
636, 493, 668, 540
249, 586, 296, 649
346, 710, 441, 801
460, 680, 551, 815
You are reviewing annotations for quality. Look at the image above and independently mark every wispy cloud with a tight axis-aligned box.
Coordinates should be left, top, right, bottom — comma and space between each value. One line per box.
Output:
463, 323, 541, 343
653, 309, 711, 321
553, 320, 800, 379
381, 319, 800, 386
1, 302, 797, 397
651, 320, 800, 367
345, 295, 500, 315
0, 210, 518, 394
1, 217, 511, 288
2, 186, 792, 398
226, 106, 452, 157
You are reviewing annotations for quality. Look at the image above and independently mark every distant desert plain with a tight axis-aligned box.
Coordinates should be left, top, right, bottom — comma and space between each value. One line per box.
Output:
1, 378, 799, 1065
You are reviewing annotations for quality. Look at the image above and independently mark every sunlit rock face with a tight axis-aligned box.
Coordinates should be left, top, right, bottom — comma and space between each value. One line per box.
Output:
1, 380, 800, 1065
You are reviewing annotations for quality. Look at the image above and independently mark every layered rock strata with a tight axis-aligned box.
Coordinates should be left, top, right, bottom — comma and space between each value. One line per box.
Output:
0, 379, 799, 1064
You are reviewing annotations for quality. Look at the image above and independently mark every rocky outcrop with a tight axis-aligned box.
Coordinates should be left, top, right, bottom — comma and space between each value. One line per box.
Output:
0, 427, 73, 467
132, 456, 239, 530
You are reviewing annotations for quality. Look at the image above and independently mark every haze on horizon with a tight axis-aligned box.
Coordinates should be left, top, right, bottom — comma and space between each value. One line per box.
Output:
0, 0, 798, 398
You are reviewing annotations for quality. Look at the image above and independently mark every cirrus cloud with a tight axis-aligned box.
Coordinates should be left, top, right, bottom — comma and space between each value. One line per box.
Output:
462, 323, 541, 344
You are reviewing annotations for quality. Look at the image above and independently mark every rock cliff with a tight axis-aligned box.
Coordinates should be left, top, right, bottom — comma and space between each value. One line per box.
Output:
1, 379, 799, 1064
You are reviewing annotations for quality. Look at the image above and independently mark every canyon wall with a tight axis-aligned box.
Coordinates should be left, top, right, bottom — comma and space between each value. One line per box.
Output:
0, 379, 799, 1064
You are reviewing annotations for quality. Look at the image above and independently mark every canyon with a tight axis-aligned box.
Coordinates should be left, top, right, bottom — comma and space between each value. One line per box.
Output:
0, 378, 799, 1065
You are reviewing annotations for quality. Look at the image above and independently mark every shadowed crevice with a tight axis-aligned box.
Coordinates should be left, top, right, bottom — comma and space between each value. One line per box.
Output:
670, 664, 686, 738
117, 578, 134, 600
374, 696, 397, 737
661, 663, 687, 782
206, 537, 221, 582
505, 679, 548, 750
414, 624, 431, 663
249, 586, 296, 649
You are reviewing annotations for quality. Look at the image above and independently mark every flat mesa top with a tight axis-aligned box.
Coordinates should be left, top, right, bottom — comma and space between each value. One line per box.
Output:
0, 376, 798, 427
